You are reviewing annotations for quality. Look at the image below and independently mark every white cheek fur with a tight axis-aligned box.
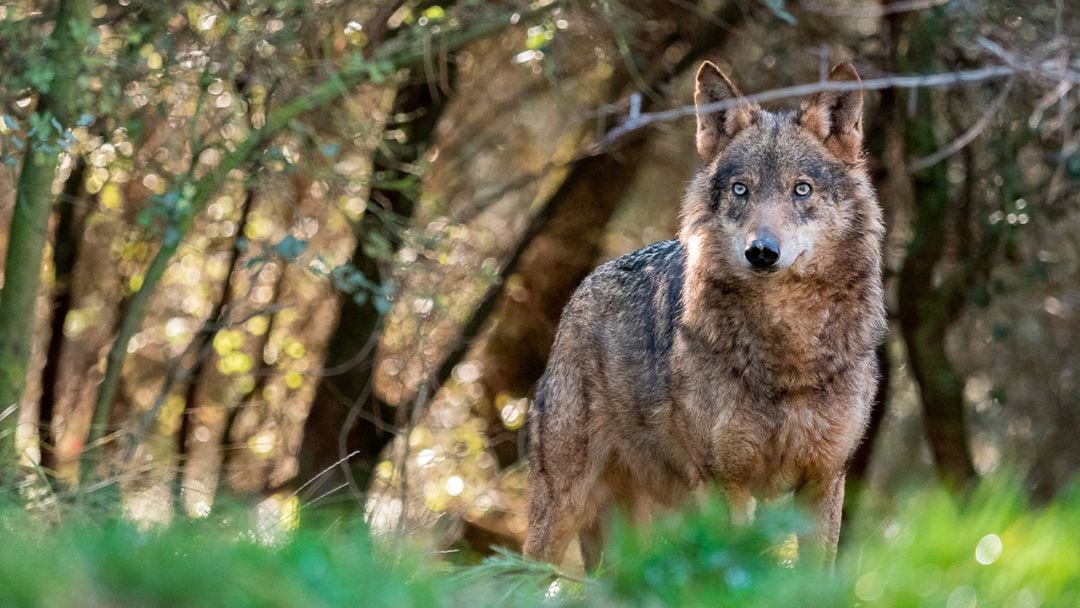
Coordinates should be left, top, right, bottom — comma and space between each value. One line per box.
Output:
687, 233, 706, 269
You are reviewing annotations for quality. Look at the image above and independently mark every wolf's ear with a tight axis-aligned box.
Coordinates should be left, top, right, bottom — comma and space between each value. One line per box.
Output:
799, 62, 864, 163
695, 61, 758, 161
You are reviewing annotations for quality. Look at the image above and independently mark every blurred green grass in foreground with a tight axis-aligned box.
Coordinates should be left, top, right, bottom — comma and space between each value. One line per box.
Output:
1, 477, 1076, 607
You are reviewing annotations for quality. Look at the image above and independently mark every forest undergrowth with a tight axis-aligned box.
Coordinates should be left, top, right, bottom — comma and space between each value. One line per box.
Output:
0, 475, 1076, 607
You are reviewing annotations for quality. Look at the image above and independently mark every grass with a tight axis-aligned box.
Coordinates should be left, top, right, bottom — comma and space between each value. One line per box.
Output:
0, 477, 1077, 607
0, 510, 438, 607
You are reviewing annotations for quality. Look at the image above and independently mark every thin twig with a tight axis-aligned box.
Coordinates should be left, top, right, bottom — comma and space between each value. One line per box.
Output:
909, 78, 1015, 171
1028, 80, 1072, 129
290, 450, 361, 500
976, 36, 1080, 85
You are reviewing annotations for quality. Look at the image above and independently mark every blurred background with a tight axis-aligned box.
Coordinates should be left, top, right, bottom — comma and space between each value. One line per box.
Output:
0, 0, 1076, 559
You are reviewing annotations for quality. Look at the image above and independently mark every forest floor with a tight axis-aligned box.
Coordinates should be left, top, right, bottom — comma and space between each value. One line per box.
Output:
0, 476, 1077, 607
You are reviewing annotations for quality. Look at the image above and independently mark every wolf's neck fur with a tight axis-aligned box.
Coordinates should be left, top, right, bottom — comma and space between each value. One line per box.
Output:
677, 228, 883, 395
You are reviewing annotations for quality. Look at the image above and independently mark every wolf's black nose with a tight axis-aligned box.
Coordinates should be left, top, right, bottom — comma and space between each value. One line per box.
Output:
745, 235, 780, 269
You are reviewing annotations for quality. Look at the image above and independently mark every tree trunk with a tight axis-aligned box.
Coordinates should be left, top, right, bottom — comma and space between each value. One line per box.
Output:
892, 8, 977, 485
294, 78, 448, 500
471, 149, 651, 467
82, 1, 551, 490
37, 159, 87, 474
844, 2, 907, 489
170, 184, 259, 509
0, 0, 92, 475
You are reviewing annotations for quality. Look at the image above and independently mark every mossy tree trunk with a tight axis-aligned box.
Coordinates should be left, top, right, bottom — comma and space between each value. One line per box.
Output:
843, 0, 918, 492
0, 0, 93, 476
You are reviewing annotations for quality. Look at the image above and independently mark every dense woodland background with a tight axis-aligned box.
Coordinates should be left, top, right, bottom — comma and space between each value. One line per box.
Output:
0, 0, 1078, 578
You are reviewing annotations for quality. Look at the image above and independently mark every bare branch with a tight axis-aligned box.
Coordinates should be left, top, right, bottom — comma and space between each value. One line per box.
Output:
910, 78, 1015, 171
976, 36, 1080, 85
1029, 80, 1073, 129
594, 65, 1018, 150
799, 0, 952, 18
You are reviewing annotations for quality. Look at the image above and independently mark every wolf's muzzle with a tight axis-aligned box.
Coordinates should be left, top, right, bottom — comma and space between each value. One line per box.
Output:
744, 231, 780, 270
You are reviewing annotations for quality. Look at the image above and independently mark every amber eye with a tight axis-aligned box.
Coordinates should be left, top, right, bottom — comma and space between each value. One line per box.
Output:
794, 182, 812, 197
732, 182, 748, 197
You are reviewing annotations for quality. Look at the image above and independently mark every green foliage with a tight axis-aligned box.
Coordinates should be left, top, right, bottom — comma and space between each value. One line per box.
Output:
0, 509, 438, 608
844, 482, 1080, 607
7, 479, 1075, 607
601, 496, 843, 607
322, 258, 394, 311
583, 480, 1080, 606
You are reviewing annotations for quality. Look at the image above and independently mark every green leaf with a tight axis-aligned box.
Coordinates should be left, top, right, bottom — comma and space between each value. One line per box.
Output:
163, 226, 181, 247
319, 143, 340, 158
276, 235, 308, 260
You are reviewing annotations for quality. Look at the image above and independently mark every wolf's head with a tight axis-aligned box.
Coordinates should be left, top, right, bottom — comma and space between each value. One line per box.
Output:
681, 61, 882, 282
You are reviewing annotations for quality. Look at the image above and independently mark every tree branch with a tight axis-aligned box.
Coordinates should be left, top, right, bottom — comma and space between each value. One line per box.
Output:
595, 65, 1024, 150
909, 78, 1014, 171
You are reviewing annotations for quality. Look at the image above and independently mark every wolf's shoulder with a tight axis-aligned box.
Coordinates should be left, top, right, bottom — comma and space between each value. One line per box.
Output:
607, 239, 685, 273
571, 240, 685, 307
588, 239, 683, 283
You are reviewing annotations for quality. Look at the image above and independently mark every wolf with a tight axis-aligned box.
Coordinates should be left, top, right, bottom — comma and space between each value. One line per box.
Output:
523, 61, 886, 569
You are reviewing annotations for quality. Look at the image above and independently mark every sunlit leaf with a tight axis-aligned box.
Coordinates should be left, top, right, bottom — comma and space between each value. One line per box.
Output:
100, 182, 122, 210
284, 371, 303, 390
283, 340, 305, 359
421, 6, 446, 22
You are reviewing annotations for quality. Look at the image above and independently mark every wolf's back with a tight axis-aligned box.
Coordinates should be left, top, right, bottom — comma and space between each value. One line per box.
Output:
533, 240, 686, 427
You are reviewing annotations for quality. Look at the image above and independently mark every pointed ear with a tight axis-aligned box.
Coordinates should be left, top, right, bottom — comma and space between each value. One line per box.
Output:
799, 62, 864, 163
695, 61, 758, 161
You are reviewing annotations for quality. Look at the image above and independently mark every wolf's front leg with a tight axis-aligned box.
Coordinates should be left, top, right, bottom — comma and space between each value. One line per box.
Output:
725, 484, 756, 526
797, 471, 845, 568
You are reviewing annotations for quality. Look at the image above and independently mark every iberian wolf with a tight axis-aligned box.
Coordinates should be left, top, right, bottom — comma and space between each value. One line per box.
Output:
524, 61, 886, 569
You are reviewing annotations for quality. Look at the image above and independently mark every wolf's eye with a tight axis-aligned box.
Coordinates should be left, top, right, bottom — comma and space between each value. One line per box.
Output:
794, 182, 812, 198
732, 182, 748, 197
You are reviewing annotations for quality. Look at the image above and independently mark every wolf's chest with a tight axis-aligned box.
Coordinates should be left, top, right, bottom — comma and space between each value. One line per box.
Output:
668, 355, 860, 487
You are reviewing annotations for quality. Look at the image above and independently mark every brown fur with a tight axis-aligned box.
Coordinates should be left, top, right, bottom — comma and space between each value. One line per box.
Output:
524, 61, 886, 569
